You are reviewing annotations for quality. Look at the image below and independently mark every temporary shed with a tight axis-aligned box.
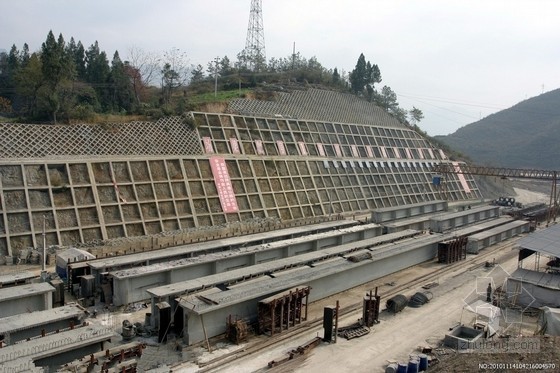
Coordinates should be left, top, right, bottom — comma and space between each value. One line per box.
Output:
463, 299, 501, 337
517, 223, 560, 263
506, 268, 560, 309
56, 247, 95, 279
538, 306, 560, 336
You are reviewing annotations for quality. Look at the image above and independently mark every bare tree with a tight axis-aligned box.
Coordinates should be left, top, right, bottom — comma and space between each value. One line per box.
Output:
160, 48, 190, 104
126, 46, 160, 105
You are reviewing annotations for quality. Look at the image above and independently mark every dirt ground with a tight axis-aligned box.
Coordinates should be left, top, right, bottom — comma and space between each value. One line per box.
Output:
8, 186, 558, 372
429, 335, 560, 372
164, 185, 558, 373
78, 185, 557, 373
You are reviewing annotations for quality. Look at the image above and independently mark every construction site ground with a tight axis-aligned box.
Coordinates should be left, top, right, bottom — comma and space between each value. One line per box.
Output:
185, 242, 532, 372
5, 186, 560, 372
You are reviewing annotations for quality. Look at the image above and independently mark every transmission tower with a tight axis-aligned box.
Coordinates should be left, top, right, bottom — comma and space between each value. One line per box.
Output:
244, 0, 266, 71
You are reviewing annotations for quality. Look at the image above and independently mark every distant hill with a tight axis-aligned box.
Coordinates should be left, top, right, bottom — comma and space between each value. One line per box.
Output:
435, 88, 560, 169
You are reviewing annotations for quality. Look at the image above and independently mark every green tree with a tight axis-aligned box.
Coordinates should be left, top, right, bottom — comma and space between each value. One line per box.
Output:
161, 63, 179, 104
376, 85, 398, 111
41, 31, 74, 122
350, 54, 382, 97
20, 43, 30, 67
14, 53, 43, 118
85, 41, 111, 110
190, 64, 205, 84
7, 45, 20, 71
160, 48, 189, 104
392, 107, 408, 123
66, 37, 86, 80
109, 51, 133, 112
350, 53, 368, 94
332, 67, 340, 85
0, 47, 18, 105
409, 107, 424, 125
367, 62, 381, 87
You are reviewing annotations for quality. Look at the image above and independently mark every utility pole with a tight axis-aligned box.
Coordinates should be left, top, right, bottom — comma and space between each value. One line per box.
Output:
42, 215, 46, 273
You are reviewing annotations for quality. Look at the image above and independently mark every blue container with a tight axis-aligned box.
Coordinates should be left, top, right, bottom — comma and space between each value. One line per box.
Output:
397, 363, 408, 373
419, 354, 428, 371
385, 363, 399, 373
407, 358, 419, 373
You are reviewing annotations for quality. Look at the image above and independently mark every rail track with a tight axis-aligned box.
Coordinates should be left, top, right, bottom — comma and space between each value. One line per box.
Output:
175, 236, 522, 372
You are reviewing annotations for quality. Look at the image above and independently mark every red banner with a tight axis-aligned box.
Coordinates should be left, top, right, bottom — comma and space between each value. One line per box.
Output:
229, 138, 240, 154
202, 137, 213, 154
452, 162, 472, 193
317, 143, 326, 157
380, 146, 388, 158
277, 140, 287, 155
298, 141, 308, 156
334, 144, 343, 157
210, 157, 239, 213
427, 148, 435, 159
255, 140, 265, 155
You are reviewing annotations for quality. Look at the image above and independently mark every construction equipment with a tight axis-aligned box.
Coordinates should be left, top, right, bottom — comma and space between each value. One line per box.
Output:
432, 163, 559, 224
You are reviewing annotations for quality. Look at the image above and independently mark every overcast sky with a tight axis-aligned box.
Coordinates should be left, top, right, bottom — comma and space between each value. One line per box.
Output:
2, 0, 559, 135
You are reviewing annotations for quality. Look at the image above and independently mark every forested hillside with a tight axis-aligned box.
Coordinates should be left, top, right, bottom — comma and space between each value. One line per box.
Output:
0, 31, 421, 126
435, 88, 560, 170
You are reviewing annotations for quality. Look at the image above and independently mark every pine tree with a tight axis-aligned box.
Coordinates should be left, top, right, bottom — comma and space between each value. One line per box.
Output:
41, 31, 74, 122
85, 41, 111, 110
109, 51, 133, 112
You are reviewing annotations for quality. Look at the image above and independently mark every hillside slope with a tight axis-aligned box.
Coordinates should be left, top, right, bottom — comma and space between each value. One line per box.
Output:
435, 88, 560, 169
